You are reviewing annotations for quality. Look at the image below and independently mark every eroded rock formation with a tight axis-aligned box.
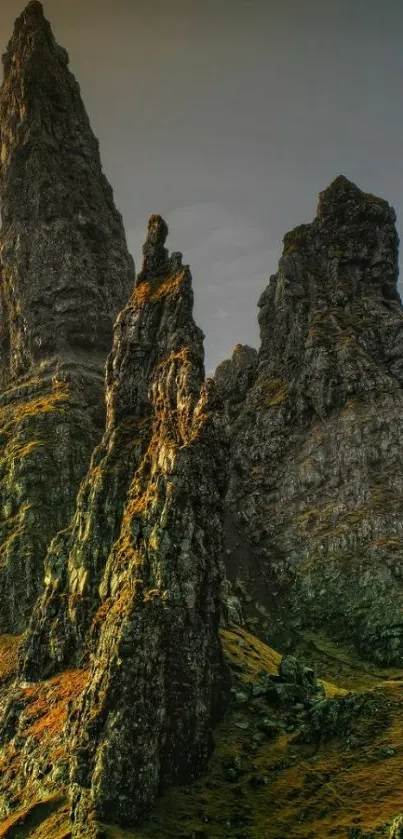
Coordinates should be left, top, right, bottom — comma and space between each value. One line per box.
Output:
220, 175, 403, 665
0, 1, 134, 631
214, 343, 258, 424
22, 216, 228, 830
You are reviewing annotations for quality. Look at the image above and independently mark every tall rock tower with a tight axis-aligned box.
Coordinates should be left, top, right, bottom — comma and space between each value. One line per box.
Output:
22, 217, 228, 831
0, 1, 134, 631
219, 176, 403, 665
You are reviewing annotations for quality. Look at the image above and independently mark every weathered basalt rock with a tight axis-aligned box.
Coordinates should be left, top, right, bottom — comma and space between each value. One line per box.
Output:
0, 0, 134, 377
0, 2, 134, 631
23, 217, 228, 830
220, 175, 403, 664
297, 689, 390, 745
214, 344, 258, 424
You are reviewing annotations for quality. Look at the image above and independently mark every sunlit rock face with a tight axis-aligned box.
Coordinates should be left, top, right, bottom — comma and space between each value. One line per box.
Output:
0, 2, 134, 632
219, 176, 403, 665
23, 216, 228, 830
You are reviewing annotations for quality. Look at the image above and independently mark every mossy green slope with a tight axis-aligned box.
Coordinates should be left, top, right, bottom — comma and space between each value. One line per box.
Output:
2, 626, 403, 838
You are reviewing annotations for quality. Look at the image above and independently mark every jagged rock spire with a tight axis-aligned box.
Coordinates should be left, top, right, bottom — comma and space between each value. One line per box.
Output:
137, 214, 184, 283
214, 344, 258, 423
0, 2, 135, 633
219, 177, 403, 665
22, 218, 228, 830
138, 213, 169, 279
0, 1, 134, 383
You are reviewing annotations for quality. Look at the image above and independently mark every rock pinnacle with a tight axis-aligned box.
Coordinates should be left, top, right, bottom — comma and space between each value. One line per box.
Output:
0, 2, 135, 632
0, 0, 134, 382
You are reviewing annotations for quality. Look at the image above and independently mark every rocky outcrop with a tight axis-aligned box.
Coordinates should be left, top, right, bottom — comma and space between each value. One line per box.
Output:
0, 2, 134, 631
214, 344, 258, 423
22, 216, 228, 830
220, 175, 403, 664
0, 0, 133, 378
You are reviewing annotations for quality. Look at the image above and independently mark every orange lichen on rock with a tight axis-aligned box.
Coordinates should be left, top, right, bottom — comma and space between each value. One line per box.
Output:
23, 669, 88, 739
133, 270, 186, 307
0, 795, 68, 839
0, 635, 21, 682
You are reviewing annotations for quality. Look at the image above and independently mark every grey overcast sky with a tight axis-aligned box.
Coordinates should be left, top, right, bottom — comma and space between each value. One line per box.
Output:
1, 0, 403, 372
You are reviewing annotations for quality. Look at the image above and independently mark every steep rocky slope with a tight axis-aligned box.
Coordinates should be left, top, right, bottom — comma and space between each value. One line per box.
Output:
0, 1, 134, 632
214, 344, 258, 424
2, 4, 403, 839
3, 626, 403, 839
19, 215, 228, 833
219, 175, 403, 666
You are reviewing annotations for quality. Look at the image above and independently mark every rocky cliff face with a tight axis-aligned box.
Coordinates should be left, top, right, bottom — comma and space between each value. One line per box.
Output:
220, 175, 403, 665
215, 343, 258, 423
0, 1, 134, 632
22, 216, 228, 831
3, 6, 403, 839
0, 0, 134, 377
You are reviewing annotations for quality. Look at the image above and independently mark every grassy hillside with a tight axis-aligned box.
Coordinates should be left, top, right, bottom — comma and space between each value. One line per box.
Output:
1, 626, 403, 838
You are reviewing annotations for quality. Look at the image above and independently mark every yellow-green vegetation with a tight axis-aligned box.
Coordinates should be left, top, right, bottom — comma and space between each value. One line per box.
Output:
0, 795, 66, 839
0, 368, 107, 631
0, 635, 21, 683
251, 378, 288, 409
0, 379, 69, 429
306, 307, 375, 349
296, 630, 403, 693
0, 377, 69, 500
2, 626, 403, 838
297, 482, 403, 545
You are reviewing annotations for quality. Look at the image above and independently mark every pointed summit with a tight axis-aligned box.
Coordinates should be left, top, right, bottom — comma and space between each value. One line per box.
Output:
17, 0, 45, 19
317, 173, 391, 220
0, 1, 134, 383
23, 220, 227, 829
219, 177, 403, 665
3, 2, 63, 78
0, 3, 135, 633
138, 214, 170, 281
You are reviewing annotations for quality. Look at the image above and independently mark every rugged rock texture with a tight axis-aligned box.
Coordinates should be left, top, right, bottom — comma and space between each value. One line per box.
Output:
214, 343, 258, 423
220, 175, 403, 665
0, 2, 134, 631
0, 358, 106, 633
22, 216, 228, 830
0, 0, 133, 377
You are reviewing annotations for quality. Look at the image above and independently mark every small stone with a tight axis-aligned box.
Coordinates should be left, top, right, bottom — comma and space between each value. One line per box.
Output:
257, 718, 280, 738
252, 731, 266, 745
234, 692, 249, 705
302, 666, 316, 685
235, 719, 250, 731
377, 747, 396, 758
279, 656, 304, 685
251, 683, 267, 698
